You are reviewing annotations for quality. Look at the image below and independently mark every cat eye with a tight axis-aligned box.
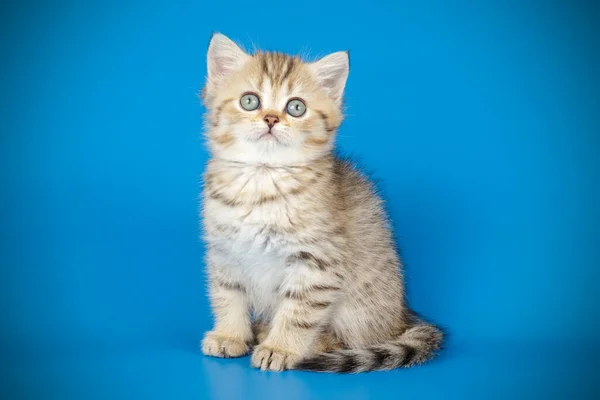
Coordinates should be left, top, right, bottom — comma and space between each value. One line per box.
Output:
240, 93, 260, 111
286, 98, 307, 117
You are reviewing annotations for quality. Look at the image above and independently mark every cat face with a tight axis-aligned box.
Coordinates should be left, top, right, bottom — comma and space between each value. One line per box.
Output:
203, 34, 349, 165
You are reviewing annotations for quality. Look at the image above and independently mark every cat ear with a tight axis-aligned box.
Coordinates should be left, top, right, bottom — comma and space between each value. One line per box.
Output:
207, 33, 248, 85
309, 51, 349, 105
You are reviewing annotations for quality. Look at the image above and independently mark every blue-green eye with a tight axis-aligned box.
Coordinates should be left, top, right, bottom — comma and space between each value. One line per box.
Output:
286, 98, 306, 117
240, 93, 260, 111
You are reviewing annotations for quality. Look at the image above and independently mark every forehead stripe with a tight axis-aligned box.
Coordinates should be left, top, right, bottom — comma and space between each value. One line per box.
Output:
261, 55, 270, 76
281, 57, 295, 86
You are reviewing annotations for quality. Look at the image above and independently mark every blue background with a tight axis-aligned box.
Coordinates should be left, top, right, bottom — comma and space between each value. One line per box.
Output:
2, 0, 599, 398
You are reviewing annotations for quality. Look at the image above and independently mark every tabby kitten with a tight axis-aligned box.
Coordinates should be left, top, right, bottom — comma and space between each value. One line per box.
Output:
200, 33, 443, 373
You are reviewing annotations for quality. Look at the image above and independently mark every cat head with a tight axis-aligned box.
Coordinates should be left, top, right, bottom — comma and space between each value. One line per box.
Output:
202, 33, 349, 165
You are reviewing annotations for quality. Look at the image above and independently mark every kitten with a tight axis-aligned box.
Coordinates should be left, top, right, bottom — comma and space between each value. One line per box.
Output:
200, 33, 443, 373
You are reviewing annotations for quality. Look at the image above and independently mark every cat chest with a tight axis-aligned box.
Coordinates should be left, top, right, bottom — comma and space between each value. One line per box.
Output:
206, 198, 299, 254
215, 223, 290, 317
206, 203, 298, 315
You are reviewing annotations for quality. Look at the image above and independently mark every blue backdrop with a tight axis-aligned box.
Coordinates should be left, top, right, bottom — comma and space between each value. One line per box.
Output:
2, 0, 599, 398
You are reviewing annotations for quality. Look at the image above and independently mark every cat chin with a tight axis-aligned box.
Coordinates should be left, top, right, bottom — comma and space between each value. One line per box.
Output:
212, 145, 325, 167
210, 132, 332, 166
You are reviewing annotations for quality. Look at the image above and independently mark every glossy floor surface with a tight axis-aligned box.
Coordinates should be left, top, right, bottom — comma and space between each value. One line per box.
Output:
4, 339, 599, 399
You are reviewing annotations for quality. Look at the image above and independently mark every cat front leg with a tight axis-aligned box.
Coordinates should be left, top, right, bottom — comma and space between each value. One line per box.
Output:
251, 252, 343, 371
202, 253, 253, 358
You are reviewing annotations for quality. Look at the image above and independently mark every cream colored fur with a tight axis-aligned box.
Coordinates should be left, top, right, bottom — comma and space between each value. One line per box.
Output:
200, 33, 442, 373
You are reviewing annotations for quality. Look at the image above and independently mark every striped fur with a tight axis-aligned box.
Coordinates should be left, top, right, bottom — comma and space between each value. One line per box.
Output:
200, 33, 443, 373
296, 324, 443, 373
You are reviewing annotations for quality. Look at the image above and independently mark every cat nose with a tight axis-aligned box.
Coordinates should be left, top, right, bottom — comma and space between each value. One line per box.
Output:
263, 115, 280, 129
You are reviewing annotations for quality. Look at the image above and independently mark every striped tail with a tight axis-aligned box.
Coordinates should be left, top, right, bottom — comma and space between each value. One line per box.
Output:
295, 323, 443, 373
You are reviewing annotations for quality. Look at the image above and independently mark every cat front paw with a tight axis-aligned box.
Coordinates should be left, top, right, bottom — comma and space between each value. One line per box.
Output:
202, 331, 251, 358
251, 344, 300, 371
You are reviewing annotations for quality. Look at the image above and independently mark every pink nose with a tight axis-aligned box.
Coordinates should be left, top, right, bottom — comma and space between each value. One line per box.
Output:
264, 115, 280, 128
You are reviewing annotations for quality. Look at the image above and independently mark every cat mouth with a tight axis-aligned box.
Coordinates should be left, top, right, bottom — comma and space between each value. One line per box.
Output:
257, 131, 282, 143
